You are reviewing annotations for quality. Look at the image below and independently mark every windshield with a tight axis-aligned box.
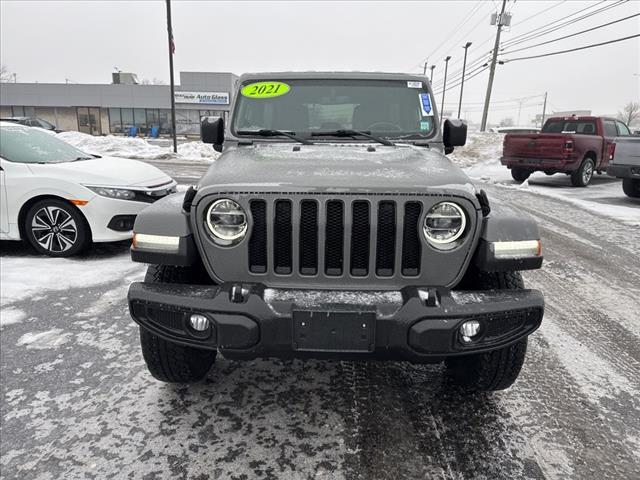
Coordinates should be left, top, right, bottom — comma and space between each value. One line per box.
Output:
0, 125, 91, 164
542, 119, 596, 135
232, 79, 436, 141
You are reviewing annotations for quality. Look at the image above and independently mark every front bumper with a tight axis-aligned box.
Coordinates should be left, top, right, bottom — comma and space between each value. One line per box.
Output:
128, 282, 544, 362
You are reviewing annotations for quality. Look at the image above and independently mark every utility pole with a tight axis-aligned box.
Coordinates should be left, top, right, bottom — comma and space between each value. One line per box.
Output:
166, 0, 178, 153
517, 99, 524, 125
457, 42, 472, 118
541, 91, 548, 128
480, 0, 508, 132
430, 65, 436, 83
440, 56, 452, 127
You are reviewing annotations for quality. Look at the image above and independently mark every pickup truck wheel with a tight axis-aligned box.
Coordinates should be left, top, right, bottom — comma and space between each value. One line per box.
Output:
446, 271, 528, 392
571, 158, 594, 187
622, 178, 640, 198
24, 199, 90, 257
511, 168, 531, 183
139, 264, 216, 383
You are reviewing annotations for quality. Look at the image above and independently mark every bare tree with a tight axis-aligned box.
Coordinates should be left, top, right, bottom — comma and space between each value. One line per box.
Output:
0, 64, 13, 83
499, 117, 514, 127
617, 101, 640, 126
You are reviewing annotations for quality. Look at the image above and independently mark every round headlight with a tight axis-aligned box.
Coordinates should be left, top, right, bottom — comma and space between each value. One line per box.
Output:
423, 202, 467, 245
205, 199, 247, 245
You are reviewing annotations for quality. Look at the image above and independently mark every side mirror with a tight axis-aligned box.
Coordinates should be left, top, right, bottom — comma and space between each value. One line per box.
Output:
443, 118, 467, 154
201, 116, 224, 152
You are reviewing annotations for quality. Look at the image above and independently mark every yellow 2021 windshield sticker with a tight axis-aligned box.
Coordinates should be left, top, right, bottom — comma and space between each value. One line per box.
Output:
241, 81, 290, 99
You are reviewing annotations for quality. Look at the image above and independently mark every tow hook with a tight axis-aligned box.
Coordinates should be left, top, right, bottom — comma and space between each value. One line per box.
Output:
230, 284, 250, 303
419, 288, 440, 307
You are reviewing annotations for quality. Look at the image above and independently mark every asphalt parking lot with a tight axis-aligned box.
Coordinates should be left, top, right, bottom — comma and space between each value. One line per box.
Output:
1, 168, 639, 479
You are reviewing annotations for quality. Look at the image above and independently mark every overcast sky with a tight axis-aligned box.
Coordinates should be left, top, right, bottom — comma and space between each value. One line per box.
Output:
1, 0, 638, 124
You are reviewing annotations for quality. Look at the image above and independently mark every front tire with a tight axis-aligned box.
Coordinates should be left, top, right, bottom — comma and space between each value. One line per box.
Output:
622, 178, 640, 198
139, 264, 216, 383
24, 198, 90, 257
571, 158, 594, 187
446, 271, 528, 392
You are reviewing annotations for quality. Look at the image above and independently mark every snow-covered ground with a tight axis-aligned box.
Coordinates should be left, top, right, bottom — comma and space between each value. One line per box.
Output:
56, 131, 219, 163
450, 131, 640, 226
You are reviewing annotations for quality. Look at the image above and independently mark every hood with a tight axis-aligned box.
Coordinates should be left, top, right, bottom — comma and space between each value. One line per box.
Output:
198, 144, 475, 195
28, 156, 172, 187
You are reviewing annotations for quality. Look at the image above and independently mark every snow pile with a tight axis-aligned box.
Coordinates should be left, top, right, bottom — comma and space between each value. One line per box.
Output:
448, 131, 504, 169
1, 253, 144, 305
56, 131, 218, 163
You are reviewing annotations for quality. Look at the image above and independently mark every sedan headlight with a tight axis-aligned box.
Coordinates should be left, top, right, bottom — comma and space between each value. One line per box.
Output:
423, 201, 467, 246
205, 199, 247, 246
86, 186, 136, 200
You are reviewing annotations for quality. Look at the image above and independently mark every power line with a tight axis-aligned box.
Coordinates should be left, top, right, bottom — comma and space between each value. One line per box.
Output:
510, 0, 567, 27
501, 0, 611, 47
422, 1, 484, 61
500, 12, 640, 55
434, 64, 489, 96
501, 0, 626, 49
502, 33, 640, 62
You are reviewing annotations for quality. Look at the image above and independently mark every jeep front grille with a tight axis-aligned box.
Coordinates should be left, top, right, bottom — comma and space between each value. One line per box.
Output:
248, 198, 423, 279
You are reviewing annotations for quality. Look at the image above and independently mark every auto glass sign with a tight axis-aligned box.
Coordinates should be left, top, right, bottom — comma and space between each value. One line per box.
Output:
174, 91, 229, 105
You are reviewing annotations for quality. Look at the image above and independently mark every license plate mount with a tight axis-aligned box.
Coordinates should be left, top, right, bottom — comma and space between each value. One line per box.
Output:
292, 309, 376, 352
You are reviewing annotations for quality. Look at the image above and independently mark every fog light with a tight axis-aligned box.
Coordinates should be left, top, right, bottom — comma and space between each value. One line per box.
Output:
189, 314, 210, 332
460, 320, 481, 343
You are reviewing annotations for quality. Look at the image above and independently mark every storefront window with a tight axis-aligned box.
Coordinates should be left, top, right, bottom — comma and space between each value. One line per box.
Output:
108, 108, 123, 133
121, 108, 134, 130
77, 107, 101, 135
146, 109, 159, 127
158, 109, 171, 134
11, 106, 36, 117
175, 109, 200, 134
134, 108, 147, 133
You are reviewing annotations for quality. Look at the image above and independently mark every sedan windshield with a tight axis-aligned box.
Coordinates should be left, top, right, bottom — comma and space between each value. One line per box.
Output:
232, 78, 436, 141
0, 125, 92, 164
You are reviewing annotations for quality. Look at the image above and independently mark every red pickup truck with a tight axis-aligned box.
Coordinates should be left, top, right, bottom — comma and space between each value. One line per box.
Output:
501, 116, 630, 187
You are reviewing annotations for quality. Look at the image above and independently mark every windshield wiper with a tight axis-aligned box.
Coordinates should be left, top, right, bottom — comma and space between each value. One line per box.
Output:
311, 129, 395, 146
72, 156, 95, 162
236, 129, 313, 145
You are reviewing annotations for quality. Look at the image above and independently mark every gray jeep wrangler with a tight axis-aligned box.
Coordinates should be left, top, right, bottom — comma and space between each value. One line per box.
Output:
128, 72, 544, 392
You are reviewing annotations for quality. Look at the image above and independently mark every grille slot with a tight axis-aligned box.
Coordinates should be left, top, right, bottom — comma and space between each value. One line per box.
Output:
401, 202, 422, 276
299, 200, 318, 275
274, 200, 292, 274
248, 200, 267, 273
325, 201, 344, 276
376, 201, 396, 276
350, 201, 370, 276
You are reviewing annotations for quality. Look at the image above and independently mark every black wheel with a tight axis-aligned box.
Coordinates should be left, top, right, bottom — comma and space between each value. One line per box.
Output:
139, 264, 216, 383
511, 168, 531, 183
571, 158, 595, 187
24, 198, 90, 257
622, 178, 640, 198
446, 271, 528, 392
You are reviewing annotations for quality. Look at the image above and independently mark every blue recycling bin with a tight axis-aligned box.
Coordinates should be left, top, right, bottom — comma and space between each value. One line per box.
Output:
149, 126, 160, 138
129, 126, 138, 137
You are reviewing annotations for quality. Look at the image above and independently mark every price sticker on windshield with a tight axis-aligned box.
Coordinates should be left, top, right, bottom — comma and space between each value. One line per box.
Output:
241, 81, 290, 99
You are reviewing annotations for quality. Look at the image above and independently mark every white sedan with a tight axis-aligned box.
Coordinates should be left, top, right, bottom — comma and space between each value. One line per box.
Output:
0, 122, 176, 256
